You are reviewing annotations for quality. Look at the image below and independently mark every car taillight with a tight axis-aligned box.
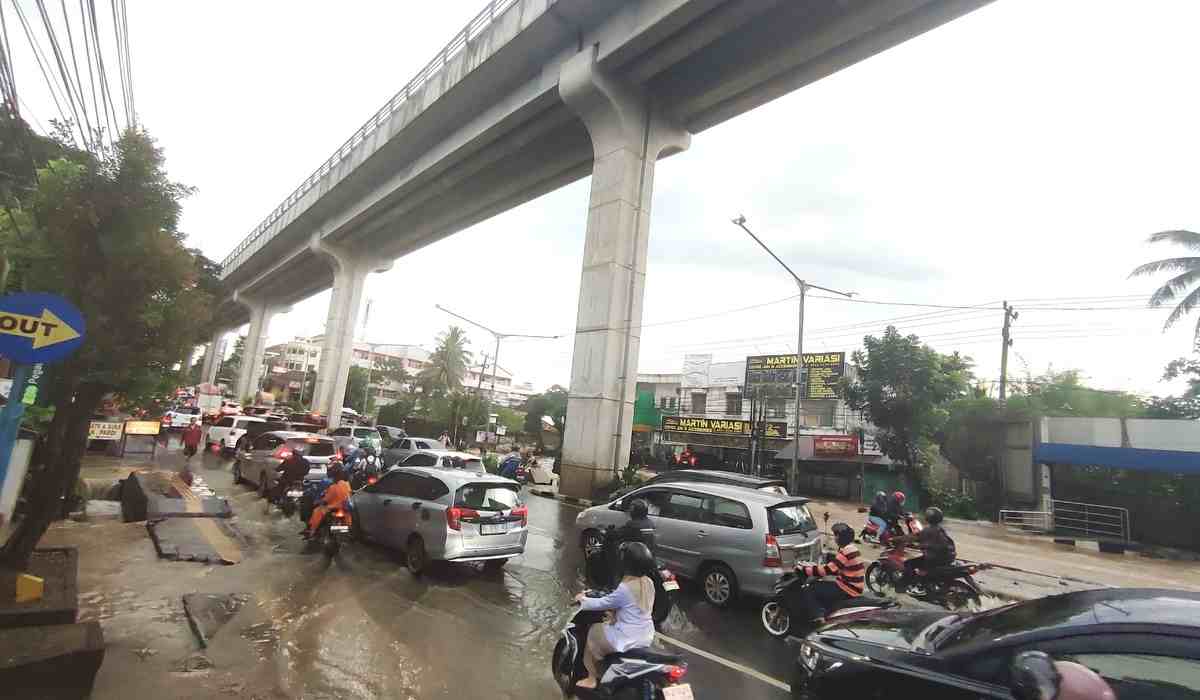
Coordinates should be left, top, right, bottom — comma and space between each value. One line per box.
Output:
367, 476, 378, 485
660, 568, 676, 581
273, 447, 292, 460
764, 534, 783, 568
446, 506, 479, 531
665, 664, 687, 683
333, 509, 345, 519
511, 505, 528, 527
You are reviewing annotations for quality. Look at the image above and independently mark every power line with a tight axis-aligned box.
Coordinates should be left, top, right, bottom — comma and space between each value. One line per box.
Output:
35, 0, 89, 147
12, 0, 72, 129
87, 0, 120, 137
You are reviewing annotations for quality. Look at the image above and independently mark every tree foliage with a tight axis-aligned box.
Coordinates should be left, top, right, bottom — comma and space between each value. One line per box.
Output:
523, 385, 568, 451
1129, 230, 1200, 340
839, 327, 972, 470
0, 119, 215, 567
1006, 369, 1145, 418
418, 326, 472, 397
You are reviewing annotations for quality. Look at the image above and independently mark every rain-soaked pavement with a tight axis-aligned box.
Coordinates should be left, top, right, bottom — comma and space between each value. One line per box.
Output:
49, 444, 798, 699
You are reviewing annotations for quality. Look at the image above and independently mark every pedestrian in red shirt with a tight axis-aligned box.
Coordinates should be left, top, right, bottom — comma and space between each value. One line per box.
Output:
181, 418, 203, 460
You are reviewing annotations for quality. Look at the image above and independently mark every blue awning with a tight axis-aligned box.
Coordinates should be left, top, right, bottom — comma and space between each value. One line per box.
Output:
1035, 442, 1200, 475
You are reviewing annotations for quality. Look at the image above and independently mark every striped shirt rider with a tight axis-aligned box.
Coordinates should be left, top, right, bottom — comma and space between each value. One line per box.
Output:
802, 542, 865, 597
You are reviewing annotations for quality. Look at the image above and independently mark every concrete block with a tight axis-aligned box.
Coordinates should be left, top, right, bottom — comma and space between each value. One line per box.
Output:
147, 518, 244, 565
146, 494, 232, 519
0, 547, 78, 630
0, 621, 104, 699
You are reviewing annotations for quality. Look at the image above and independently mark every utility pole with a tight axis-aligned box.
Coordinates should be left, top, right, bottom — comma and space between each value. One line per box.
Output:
435, 305, 560, 457
732, 215, 854, 495
999, 301, 1018, 400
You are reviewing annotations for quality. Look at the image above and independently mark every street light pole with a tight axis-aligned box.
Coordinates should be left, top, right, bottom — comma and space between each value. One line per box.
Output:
731, 215, 854, 495
434, 305, 560, 455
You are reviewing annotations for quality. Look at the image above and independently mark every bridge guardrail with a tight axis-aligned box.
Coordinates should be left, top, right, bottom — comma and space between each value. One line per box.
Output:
219, 0, 533, 279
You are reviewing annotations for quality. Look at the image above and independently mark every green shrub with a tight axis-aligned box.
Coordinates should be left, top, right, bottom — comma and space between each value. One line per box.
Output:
483, 453, 498, 473
927, 485, 980, 520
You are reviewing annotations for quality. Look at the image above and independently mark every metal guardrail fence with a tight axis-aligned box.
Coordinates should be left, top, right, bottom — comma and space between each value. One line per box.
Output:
999, 510, 1052, 534
1051, 499, 1130, 543
219, 0, 536, 279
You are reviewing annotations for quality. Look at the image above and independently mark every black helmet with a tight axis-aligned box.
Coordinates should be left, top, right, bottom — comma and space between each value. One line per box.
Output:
1010, 651, 1060, 700
924, 506, 944, 525
831, 522, 854, 548
629, 499, 649, 519
619, 541, 655, 578
327, 463, 345, 482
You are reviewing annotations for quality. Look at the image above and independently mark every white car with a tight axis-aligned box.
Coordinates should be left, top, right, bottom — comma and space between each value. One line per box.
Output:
328, 425, 384, 453
382, 436, 442, 466
397, 450, 486, 474
206, 415, 266, 454
160, 406, 202, 430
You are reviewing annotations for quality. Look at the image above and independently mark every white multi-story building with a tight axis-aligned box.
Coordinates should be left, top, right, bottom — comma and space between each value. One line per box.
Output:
263, 337, 431, 408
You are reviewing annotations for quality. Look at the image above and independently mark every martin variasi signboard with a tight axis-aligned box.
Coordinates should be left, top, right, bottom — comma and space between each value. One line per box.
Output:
744, 352, 846, 400
661, 416, 788, 439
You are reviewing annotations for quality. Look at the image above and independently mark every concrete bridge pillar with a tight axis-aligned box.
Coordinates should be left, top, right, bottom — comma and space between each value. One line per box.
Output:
232, 292, 291, 402
557, 49, 690, 499
309, 238, 393, 429
200, 329, 227, 385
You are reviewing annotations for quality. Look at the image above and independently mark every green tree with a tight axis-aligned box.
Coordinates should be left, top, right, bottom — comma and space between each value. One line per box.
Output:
418, 326, 471, 396
377, 396, 417, 427
343, 366, 375, 416
523, 385, 568, 452
217, 335, 245, 385
839, 327, 972, 471
1130, 230, 1200, 340
1007, 369, 1144, 417
0, 125, 215, 568
495, 406, 524, 437
1144, 353, 1200, 419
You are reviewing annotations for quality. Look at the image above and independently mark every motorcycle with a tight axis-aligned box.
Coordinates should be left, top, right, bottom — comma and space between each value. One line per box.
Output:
348, 452, 381, 490
584, 525, 677, 627
273, 478, 304, 517
551, 590, 692, 699
307, 506, 352, 557
860, 511, 921, 546
760, 569, 895, 639
864, 539, 985, 610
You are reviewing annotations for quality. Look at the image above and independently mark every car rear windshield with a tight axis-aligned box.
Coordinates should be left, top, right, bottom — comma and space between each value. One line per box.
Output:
288, 439, 334, 457
768, 503, 817, 534
455, 483, 522, 511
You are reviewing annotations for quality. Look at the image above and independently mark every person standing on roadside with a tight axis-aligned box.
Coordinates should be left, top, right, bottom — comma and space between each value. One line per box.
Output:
181, 418, 203, 460
439, 430, 452, 449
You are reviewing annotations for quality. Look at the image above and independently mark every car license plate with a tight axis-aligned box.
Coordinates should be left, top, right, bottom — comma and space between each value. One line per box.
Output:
329, 525, 349, 533
662, 580, 680, 592
286, 490, 303, 498
662, 685, 693, 700
480, 522, 509, 535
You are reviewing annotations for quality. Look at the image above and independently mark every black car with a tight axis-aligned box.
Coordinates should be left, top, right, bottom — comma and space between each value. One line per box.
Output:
791, 588, 1200, 699
613, 469, 789, 499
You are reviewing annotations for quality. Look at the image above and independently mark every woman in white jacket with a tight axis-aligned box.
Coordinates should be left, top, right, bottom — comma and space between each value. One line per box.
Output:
572, 541, 657, 690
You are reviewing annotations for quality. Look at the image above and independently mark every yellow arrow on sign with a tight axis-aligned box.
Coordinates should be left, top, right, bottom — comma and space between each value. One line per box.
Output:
0, 308, 82, 349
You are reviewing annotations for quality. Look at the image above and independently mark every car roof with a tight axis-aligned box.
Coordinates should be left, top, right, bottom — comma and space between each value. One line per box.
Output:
232, 416, 266, 423
631, 480, 807, 506
410, 449, 481, 460
396, 466, 517, 488
266, 431, 333, 441
404, 436, 440, 443
651, 469, 786, 487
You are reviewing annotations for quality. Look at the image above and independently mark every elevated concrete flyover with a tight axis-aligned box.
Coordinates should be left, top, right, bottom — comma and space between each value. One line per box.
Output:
208, 0, 994, 497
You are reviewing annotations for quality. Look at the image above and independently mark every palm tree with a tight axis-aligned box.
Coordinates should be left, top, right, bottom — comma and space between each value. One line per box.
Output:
1131, 230, 1200, 338
419, 326, 472, 396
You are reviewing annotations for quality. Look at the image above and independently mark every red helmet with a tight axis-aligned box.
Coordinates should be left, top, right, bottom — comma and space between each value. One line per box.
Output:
893, 491, 906, 505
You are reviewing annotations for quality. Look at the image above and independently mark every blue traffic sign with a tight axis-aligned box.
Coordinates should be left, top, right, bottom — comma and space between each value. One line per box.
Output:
0, 293, 86, 364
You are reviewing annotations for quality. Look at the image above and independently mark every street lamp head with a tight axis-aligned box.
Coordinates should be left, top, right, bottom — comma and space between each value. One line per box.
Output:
732, 215, 747, 226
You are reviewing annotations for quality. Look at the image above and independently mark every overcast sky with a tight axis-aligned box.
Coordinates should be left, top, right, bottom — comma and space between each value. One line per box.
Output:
12, 0, 1200, 397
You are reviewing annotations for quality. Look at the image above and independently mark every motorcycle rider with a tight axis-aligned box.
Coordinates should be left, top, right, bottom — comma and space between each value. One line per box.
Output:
881, 490, 907, 539
273, 450, 311, 502
898, 507, 957, 580
573, 541, 657, 690
303, 463, 351, 538
618, 499, 656, 555
792, 522, 864, 624
866, 491, 888, 537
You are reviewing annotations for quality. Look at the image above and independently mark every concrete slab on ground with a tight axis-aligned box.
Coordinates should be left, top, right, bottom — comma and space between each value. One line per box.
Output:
0, 621, 104, 698
147, 518, 244, 564
182, 593, 252, 648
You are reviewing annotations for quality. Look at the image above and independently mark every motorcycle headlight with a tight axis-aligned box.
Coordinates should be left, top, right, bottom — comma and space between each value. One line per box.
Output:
800, 642, 821, 671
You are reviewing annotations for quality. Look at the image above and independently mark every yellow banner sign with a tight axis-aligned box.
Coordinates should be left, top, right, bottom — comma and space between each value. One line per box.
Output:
661, 416, 787, 439
745, 352, 846, 400
123, 420, 161, 436
88, 421, 124, 441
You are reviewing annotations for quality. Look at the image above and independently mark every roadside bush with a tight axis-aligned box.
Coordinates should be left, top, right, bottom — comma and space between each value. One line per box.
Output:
926, 485, 980, 520
483, 453, 498, 473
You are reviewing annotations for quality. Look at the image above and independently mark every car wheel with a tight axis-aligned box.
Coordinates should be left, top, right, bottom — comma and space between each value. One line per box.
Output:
701, 563, 737, 608
406, 536, 428, 576
483, 558, 507, 573
258, 473, 269, 498
761, 599, 791, 639
580, 529, 604, 557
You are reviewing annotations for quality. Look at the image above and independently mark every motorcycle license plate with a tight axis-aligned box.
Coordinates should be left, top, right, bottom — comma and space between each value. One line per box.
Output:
480, 523, 509, 535
286, 490, 303, 498
662, 580, 680, 592
329, 525, 350, 533
662, 685, 693, 700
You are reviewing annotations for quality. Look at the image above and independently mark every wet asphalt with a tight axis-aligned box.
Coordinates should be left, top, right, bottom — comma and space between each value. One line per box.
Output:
127, 443, 796, 699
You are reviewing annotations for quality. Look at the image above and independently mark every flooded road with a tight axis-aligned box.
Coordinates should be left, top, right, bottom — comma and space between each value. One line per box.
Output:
57, 446, 794, 699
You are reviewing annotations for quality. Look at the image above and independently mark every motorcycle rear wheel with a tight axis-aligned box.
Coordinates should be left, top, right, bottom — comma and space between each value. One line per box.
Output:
761, 599, 791, 639
865, 562, 894, 595
551, 638, 576, 694
942, 580, 981, 611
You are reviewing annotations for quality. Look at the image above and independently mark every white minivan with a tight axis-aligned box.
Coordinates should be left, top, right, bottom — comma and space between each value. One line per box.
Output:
206, 415, 266, 454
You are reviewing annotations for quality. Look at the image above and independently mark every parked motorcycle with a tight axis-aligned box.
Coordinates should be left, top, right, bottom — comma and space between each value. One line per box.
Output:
860, 511, 921, 546
760, 569, 894, 639
584, 525, 677, 627
865, 540, 984, 610
551, 591, 692, 699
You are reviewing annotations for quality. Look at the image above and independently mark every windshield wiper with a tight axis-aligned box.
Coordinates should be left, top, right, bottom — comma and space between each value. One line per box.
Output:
924, 614, 963, 648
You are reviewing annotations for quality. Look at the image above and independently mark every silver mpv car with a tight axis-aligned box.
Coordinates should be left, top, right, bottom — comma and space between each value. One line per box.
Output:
351, 467, 528, 574
575, 482, 821, 607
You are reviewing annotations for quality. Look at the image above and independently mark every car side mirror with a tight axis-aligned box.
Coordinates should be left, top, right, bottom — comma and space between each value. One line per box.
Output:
1010, 652, 1059, 700
610, 500, 623, 511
